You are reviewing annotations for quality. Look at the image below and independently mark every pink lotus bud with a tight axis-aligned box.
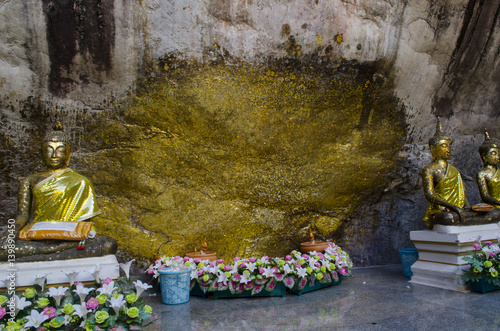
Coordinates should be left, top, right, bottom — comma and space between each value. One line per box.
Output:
217, 259, 225, 264
194, 258, 201, 263
240, 262, 247, 268
249, 257, 257, 262
302, 254, 309, 259
259, 267, 265, 274
473, 243, 481, 250
197, 269, 204, 276
223, 264, 232, 271
233, 257, 241, 262
285, 255, 292, 261
183, 257, 190, 262
340, 267, 348, 276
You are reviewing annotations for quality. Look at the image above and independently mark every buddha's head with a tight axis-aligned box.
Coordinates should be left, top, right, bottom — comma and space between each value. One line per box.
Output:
429, 117, 451, 161
479, 130, 499, 166
42, 119, 71, 170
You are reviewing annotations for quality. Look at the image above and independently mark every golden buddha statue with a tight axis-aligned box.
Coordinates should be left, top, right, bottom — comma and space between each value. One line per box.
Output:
0, 120, 116, 262
421, 118, 500, 229
477, 130, 500, 207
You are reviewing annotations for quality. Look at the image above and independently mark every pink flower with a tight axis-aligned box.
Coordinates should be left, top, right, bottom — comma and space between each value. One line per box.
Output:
173, 256, 181, 260
302, 254, 309, 259
340, 267, 348, 276
43, 307, 56, 318
86, 297, 99, 309
183, 257, 190, 262
217, 259, 225, 264
159, 265, 167, 269
197, 269, 204, 276
210, 262, 216, 268
240, 262, 247, 268
473, 243, 481, 250
259, 267, 265, 274
0, 307, 6, 319
295, 262, 301, 268
194, 258, 201, 264
74, 281, 83, 286
147, 269, 154, 275
233, 257, 241, 262
154, 259, 162, 266
285, 255, 292, 261
102, 277, 113, 285
223, 264, 232, 271
485, 241, 492, 246
271, 267, 277, 274
261, 256, 269, 262
317, 253, 325, 260
490, 252, 496, 258
110, 326, 128, 331
315, 262, 321, 267
249, 257, 257, 262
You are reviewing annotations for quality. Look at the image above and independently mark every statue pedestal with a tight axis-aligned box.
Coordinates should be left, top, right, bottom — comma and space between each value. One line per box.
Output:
409, 223, 500, 292
0, 255, 119, 288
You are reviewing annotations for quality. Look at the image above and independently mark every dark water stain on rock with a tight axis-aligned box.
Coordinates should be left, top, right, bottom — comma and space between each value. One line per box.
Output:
42, 0, 115, 97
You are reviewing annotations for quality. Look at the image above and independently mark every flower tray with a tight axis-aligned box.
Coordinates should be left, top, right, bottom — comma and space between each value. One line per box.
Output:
190, 282, 287, 299
213, 282, 287, 300
469, 278, 500, 294
290, 276, 341, 296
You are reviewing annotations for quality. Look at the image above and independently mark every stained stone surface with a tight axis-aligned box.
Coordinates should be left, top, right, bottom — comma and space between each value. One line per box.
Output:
1, 0, 500, 265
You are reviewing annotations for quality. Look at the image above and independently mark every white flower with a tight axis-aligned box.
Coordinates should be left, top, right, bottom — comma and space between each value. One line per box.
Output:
109, 294, 126, 315
64, 269, 79, 286
283, 264, 293, 275
308, 257, 319, 269
296, 267, 308, 278
217, 272, 229, 285
72, 304, 88, 319
89, 264, 102, 282
119, 259, 136, 279
470, 234, 482, 245
190, 269, 199, 280
14, 295, 32, 314
245, 262, 257, 273
33, 274, 48, 288
63, 314, 72, 325
240, 271, 252, 284
73, 283, 92, 304
132, 279, 153, 298
47, 286, 68, 307
24, 309, 49, 328
97, 281, 116, 296
230, 263, 239, 275
262, 267, 275, 278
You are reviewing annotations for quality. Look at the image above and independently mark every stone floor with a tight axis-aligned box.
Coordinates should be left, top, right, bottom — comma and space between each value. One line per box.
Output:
142, 265, 500, 331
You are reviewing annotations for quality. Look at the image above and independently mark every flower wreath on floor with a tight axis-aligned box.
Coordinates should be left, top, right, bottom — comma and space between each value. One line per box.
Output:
0, 266, 154, 331
147, 242, 353, 295
461, 234, 500, 286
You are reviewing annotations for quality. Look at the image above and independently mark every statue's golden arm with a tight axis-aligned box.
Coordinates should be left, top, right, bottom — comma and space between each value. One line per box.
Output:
422, 166, 467, 222
477, 172, 500, 206
14, 176, 33, 235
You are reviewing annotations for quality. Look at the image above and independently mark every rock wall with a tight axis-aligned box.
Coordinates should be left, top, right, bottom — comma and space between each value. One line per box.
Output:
1, 0, 499, 265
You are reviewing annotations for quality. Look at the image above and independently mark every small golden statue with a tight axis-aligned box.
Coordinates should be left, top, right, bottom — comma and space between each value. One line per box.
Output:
0, 119, 116, 262
421, 118, 500, 228
477, 130, 500, 207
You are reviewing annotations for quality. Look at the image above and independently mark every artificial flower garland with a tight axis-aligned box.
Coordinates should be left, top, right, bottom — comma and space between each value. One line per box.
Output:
147, 242, 352, 295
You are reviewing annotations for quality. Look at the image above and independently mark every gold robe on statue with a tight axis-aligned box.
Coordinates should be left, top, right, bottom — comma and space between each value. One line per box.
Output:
486, 169, 500, 208
32, 168, 100, 223
422, 164, 465, 228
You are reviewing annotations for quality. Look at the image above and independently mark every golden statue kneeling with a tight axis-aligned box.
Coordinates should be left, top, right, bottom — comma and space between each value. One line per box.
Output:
421, 118, 500, 229
477, 130, 500, 208
0, 121, 116, 262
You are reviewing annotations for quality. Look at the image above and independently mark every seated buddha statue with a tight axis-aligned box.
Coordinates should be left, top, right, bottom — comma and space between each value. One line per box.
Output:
477, 130, 500, 207
0, 120, 117, 262
421, 118, 500, 229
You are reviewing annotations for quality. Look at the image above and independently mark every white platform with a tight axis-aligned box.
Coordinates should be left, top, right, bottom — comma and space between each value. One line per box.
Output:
410, 223, 500, 292
0, 255, 119, 288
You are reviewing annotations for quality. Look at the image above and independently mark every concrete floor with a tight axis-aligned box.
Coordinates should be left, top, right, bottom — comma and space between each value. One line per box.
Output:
143, 265, 500, 331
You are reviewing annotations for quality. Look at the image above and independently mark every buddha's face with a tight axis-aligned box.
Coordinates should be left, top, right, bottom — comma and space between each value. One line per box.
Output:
42, 141, 70, 169
483, 148, 499, 166
430, 138, 451, 160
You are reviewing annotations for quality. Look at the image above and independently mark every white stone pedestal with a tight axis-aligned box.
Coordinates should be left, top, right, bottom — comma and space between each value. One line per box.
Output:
410, 223, 500, 292
0, 255, 119, 288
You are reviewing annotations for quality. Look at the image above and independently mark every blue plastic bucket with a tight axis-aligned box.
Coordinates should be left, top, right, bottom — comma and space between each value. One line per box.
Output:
399, 248, 419, 277
158, 268, 191, 304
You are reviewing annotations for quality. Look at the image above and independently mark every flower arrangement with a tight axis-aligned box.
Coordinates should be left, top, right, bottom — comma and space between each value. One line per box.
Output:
461, 234, 500, 286
147, 242, 352, 295
0, 267, 153, 331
